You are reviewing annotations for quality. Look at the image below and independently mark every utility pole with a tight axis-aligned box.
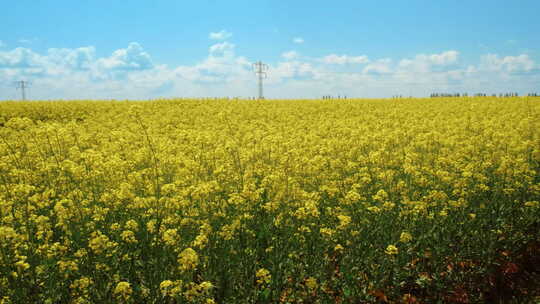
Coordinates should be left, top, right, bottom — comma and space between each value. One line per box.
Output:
15, 80, 30, 101
252, 61, 268, 99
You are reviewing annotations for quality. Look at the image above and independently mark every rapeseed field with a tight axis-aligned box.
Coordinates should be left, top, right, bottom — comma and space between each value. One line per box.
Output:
0, 98, 538, 303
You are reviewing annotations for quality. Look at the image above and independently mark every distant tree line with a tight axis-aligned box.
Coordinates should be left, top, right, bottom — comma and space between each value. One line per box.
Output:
323, 95, 347, 100
429, 92, 540, 98
430, 93, 469, 97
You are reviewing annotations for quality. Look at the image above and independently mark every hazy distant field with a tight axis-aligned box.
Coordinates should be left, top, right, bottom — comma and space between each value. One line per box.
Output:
0, 98, 539, 303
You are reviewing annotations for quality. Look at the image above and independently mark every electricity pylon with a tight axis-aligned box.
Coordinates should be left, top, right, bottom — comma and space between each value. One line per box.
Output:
15, 80, 30, 101
252, 61, 268, 99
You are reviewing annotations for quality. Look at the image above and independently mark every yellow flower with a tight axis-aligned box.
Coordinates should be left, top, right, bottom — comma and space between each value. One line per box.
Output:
178, 248, 199, 271
399, 232, 412, 243
385, 244, 399, 255
0, 226, 19, 242
88, 231, 117, 255
160, 280, 174, 296
0, 296, 11, 304
160, 280, 174, 289
70, 277, 93, 295
15, 260, 30, 272
57, 260, 78, 273
162, 228, 178, 246
74, 249, 87, 258
305, 277, 318, 290
367, 206, 381, 213
192, 234, 208, 248
146, 219, 157, 233
160, 280, 183, 297
110, 223, 121, 231
468, 213, 476, 219
121, 230, 138, 244
114, 281, 132, 300
125, 219, 139, 231
373, 189, 389, 202
382, 201, 395, 210
337, 215, 351, 229
199, 281, 214, 292
320, 227, 335, 239
256, 268, 271, 285
524, 201, 538, 207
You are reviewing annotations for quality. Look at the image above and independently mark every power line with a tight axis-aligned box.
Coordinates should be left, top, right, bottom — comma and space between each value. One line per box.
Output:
252, 61, 268, 99
15, 80, 30, 101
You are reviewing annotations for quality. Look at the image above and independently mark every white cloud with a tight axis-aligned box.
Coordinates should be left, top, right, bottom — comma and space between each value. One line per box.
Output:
209, 30, 232, 40
47, 47, 95, 70
267, 61, 319, 84
385, 50, 462, 88
428, 50, 459, 65
282, 51, 299, 60
363, 58, 393, 74
175, 41, 253, 85
293, 37, 304, 44
0, 43, 538, 100
480, 54, 534, 73
0, 46, 95, 74
322, 54, 369, 65
0, 47, 44, 68
209, 42, 235, 58
96, 42, 153, 71
398, 51, 459, 72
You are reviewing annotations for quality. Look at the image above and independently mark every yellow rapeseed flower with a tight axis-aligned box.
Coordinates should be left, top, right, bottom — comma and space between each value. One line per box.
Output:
524, 201, 538, 207
305, 277, 318, 290
337, 215, 351, 229
121, 230, 138, 244
15, 260, 30, 272
159, 280, 174, 296
399, 232, 412, 243
114, 281, 132, 301
178, 248, 199, 271
385, 245, 399, 255
256, 268, 271, 285
162, 228, 178, 246
125, 219, 139, 231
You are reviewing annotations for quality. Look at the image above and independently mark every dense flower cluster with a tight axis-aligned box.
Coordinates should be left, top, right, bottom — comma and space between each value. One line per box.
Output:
0, 98, 538, 303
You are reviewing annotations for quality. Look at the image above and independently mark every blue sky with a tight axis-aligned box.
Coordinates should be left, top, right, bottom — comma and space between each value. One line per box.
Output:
1, 0, 539, 99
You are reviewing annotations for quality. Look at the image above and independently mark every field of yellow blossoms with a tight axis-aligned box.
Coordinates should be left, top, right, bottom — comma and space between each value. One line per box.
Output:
0, 98, 539, 303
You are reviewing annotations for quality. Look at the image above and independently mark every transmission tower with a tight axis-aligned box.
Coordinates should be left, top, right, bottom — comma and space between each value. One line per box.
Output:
252, 61, 268, 99
15, 80, 30, 101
